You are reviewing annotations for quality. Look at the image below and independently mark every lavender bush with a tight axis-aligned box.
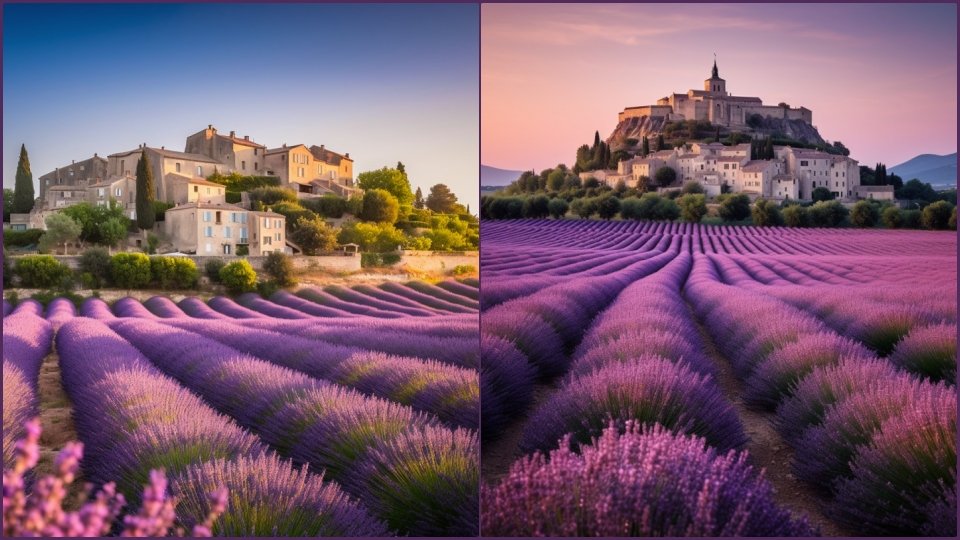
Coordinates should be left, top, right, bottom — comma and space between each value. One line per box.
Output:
483, 422, 816, 536
889, 322, 957, 383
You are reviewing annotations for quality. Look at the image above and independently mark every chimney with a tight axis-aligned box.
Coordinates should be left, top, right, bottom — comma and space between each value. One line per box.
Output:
282, 143, 287, 148
320, 144, 325, 150
208, 124, 212, 129
230, 131, 236, 138
244, 135, 249, 141
72, 160, 75, 164
345, 153, 350, 158
161, 146, 165, 150
94, 152, 98, 157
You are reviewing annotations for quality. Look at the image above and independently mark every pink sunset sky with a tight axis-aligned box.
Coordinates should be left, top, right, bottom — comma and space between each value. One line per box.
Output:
482, 3, 957, 172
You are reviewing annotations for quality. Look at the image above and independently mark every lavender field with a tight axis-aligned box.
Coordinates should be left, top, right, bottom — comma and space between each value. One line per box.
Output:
2, 280, 479, 536
480, 220, 956, 537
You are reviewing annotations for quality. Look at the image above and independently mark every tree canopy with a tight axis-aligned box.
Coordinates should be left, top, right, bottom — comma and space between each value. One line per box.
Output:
425, 183, 459, 214
13, 144, 35, 214
135, 152, 156, 230
357, 167, 414, 206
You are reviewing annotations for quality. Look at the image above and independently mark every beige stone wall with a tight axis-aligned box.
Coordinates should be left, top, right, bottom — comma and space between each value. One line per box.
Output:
249, 213, 286, 256
397, 251, 478, 273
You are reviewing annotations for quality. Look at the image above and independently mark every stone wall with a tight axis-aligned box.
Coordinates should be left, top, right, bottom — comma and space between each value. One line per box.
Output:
11, 253, 362, 273
398, 251, 478, 273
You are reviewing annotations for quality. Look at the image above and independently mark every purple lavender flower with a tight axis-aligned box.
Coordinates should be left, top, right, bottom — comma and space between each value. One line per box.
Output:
521, 358, 746, 454
889, 322, 957, 383
483, 422, 816, 536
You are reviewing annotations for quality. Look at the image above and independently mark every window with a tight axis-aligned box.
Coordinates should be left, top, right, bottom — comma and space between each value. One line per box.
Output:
800, 160, 808, 166
240, 228, 248, 242
194, 186, 199, 193
207, 187, 212, 195
205, 243, 212, 253
275, 232, 281, 241
318, 165, 322, 175
98, 188, 105, 197
12, 224, 26, 231
225, 227, 232, 238
298, 167, 304, 178
254, 162, 258, 171
197, 166, 203, 176
115, 188, 122, 197
254, 148, 258, 156
264, 236, 272, 245
203, 211, 211, 222
176, 163, 181, 173
223, 244, 231, 255
80, 165, 85, 172
215, 211, 221, 224
242, 160, 246, 171
263, 218, 270, 229
240, 213, 247, 224
205, 226, 213, 237
274, 219, 281, 229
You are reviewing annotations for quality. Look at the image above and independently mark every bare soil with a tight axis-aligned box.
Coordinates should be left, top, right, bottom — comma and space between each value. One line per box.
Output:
688, 307, 853, 537
33, 348, 86, 510
481, 382, 559, 482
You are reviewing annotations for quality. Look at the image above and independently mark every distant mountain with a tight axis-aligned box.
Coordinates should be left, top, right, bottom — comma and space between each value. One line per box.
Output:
890, 153, 957, 187
481, 165, 525, 187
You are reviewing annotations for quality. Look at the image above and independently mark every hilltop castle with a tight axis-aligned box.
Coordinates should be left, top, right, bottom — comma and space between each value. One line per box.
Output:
618, 59, 812, 128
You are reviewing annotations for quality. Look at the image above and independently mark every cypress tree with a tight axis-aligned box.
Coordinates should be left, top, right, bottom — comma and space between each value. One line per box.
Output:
657, 134, 665, 151
641, 137, 650, 157
593, 131, 601, 150
764, 137, 774, 159
414, 186, 424, 209
715, 127, 721, 143
135, 151, 156, 230
12, 144, 35, 213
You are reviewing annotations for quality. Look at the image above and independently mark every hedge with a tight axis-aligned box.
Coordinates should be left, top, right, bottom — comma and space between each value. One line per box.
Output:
150, 256, 199, 289
110, 252, 152, 289
13, 255, 72, 288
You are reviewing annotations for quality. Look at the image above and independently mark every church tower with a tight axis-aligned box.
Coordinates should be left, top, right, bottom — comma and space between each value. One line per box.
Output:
704, 58, 727, 96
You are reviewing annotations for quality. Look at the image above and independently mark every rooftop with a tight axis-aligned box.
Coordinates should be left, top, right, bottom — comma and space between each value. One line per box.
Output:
164, 172, 224, 188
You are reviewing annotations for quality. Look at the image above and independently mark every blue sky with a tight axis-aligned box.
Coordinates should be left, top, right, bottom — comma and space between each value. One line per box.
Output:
3, 3, 479, 211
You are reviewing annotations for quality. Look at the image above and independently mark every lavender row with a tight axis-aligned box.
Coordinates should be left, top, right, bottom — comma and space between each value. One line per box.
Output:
2, 309, 53, 391
108, 319, 478, 536
56, 318, 388, 536
435, 278, 479, 300
310, 285, 437, 317
482, 423, 816, 536
155, 318, 478, 428
686, 258, 956, 535
3, 362, 34, 470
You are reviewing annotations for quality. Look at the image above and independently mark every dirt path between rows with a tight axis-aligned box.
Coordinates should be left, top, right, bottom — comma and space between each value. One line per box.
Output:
33, 345, 85, 510
687, 305, 852, 537
481, 382, 559, 482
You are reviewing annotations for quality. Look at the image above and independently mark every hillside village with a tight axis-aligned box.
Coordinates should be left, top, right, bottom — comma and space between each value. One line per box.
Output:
5, 125, 479, 259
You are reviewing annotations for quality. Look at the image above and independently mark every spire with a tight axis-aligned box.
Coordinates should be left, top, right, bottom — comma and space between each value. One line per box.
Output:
712, 54, 719, 78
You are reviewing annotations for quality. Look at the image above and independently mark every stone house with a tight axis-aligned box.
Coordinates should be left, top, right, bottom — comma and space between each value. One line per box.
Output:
184, 125, 266, 174
164, 201, 285, 256
37, 154, 109, 203
264, 143, 359, 198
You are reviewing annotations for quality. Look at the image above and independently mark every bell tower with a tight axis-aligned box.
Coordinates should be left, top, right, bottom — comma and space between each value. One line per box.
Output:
704, 57, 727, 96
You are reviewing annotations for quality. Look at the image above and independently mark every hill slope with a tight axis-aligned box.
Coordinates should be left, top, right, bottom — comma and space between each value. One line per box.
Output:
481, 165, 525, 187
890, 153, 957, 186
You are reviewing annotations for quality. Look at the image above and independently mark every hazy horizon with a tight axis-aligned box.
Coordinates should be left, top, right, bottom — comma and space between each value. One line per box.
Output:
482, 3, 957, 174
4, 3, 480, 211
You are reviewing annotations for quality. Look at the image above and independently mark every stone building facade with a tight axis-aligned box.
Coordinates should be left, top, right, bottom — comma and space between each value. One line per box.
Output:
37, 154, 109, 203
164, 201, 285, 256
618, 60, 813, 128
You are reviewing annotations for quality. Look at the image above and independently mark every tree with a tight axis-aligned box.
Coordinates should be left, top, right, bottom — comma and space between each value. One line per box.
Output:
896, 179, 938, 202
40, 213, 81, 255
263, 251, 296, 287
596, 195, 621, 220
678, 194, 707, 223
219, 260, 257, 294
78, 247, 112, 288
425, 183, 459, 214
807, 200, 848, 227
396, 161, 406, 174
719, 194, 751, 222
135, 152, 156, 230
811, 187, 834, 202
654, 166, 677, 187
357, 167, 413, 206
521, 195, 550, 219
413, 187, 425, 209
290, 216, 339, 254
921, 201, 954, 230
13, 144, 35, 213
782, 204, 809, 227
98, 218, 128, 250
681, 181, 705, 195
3, 188, 14, 222
881, 206, 902, 229
714, 126, 721, 143
63, 201, 130, 247
359, 189, 400, 223
547, 169, 566, 192
570, 198, 598, 219
641, 137, 650, 157
656, 134, 665, 151
850, 200, 880, 228
547, 198, 568, 219
751, 199, 783, 227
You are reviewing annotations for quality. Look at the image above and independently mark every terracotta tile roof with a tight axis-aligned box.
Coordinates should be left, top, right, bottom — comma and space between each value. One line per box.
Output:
218, 133, 265, 148
742, 161, 776, 172
309, 145, 352, 164
265, 144, 308, 155
167, 201, 246, 212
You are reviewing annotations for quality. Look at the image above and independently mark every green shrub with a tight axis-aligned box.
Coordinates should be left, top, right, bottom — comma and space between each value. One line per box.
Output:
248, 186, 298, 206
3, 229, 43, 248
110, 252, 152, 289
903, 209, 923, 229
678, 194, 707, 223
719, 194, 751, 222
150, 256, 199, 289
225, 191, 242, 204
301, 195, 348, 218
144, 234, 159, 255
263, 252, 296, 287
205, 258, 226, 283
152, 201, 174, 222
78, 247, 112, 288
595, 195, 621, 220
921, 200, 954, 230
236, 244, 249, 256
850, 200, 880, 228
807, 200, 849, 228
547, 198, 569, 219
751, 199, 783, 227
270, 201, 316, 229
219, 260, 257, 294
782, 204, 809, 227
30, 289, 85, 309
256, 279, 281, 298
451, 265, 475, 276
360, 252, 402, 268
881, 206, 902, 229
13, 255, 72, 288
